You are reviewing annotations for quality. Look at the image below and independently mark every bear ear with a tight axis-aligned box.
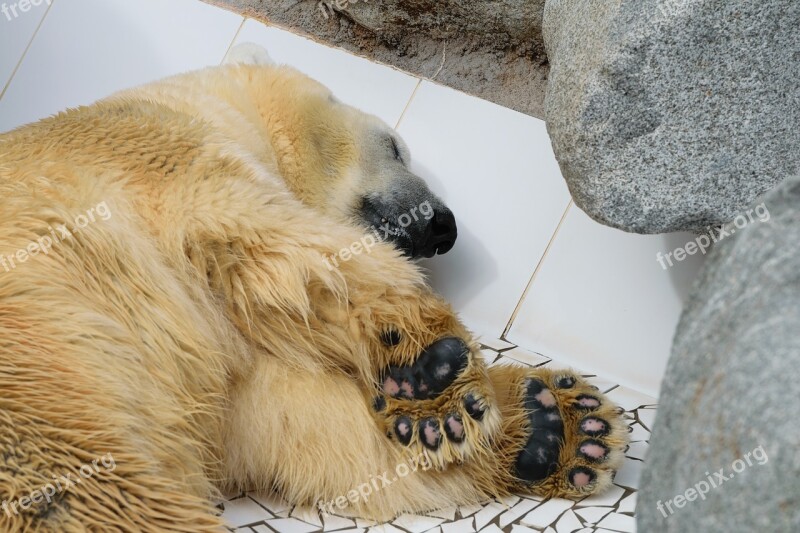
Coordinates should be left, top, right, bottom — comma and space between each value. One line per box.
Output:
225, 43, 274, 66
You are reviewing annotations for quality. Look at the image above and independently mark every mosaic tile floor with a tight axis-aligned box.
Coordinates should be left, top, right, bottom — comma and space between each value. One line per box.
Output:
220, 338, 656, 533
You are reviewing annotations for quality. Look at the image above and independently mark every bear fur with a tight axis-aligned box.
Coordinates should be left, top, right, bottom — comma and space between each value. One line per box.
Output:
0, 46, 627, 531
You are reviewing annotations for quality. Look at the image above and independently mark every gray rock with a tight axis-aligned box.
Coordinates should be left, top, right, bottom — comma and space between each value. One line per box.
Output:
543, 0, 800, 233
204, 0, 549, 118
637, 177, 800, 532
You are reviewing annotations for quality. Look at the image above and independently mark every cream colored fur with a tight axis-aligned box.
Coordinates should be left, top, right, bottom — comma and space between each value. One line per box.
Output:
0, 53, 626, 531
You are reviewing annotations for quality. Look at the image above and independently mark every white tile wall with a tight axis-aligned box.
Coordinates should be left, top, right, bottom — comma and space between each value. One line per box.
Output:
0, 0, 50, 94
0, 0, 243, 131
506, 204, 705, 397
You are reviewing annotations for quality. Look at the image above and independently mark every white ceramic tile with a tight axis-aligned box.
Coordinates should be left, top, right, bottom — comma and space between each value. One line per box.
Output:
474, 502, 505, 530
554, 510, 582, 533
586, 377, 619, 394
605, 387, 657, 412
479, 526, 504, 533
510, 526, 540, 533
249, 492, 292, 516
222, 497, 274, 527
596, 512, 636, 532
498, 499, 540, 529
478, 337, 516, 351
617, 493, 637, 515
367, 525, 404, 533
268, 518, 322, 533
233, 20, 417, 127
498, 495, 522, 507
0, 0, 50, 93
636, 408, 657, 431
441, 518, 475, 533
392, 514, 444, 533
629, 423, 651, 443
503, 347, 550, 367
323, 513, 356, 531
291, 506, 323, 527
397, 82, 571, 338
574, 506, 613, 525
458, 503, 485, 518
521, 499, 573, 529
613, 458, 643, 490
507, 204, 705, 398
427, 507, 457, 521
0, 0, 243, 131
626, 441, 649, 461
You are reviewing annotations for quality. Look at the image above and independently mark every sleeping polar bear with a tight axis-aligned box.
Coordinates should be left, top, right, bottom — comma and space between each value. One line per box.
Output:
0, 44, 627, 531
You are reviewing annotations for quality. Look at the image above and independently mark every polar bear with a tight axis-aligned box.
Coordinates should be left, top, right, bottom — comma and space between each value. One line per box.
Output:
0, 44, 627, 531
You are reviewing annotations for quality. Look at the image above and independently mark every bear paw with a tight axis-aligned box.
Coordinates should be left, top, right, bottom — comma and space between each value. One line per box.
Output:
500, 368, 629, 498
371, 337, 499, 468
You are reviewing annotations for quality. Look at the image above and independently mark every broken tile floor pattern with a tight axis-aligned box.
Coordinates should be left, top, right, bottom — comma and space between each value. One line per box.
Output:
220, 338, 656, 533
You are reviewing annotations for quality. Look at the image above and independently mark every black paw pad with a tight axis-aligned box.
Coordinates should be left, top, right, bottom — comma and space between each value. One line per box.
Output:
515, 379, 565, 483
580, 416, 609, 437
372, 396, 386, 412
444, 413, 465, 443
419, 418, 442, 450
569, 466, 596, 489
464, 393, 486, 421
514, 432, 563, 483
380, 337, 469, 400
555, 376, 576, 389
380, 329, 402, 346
578, 439, 609, 462
575, 394, 601, 410
394, 416, 413, 445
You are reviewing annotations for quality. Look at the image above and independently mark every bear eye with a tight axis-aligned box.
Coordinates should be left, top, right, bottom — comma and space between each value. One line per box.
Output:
389, 137, 403, 163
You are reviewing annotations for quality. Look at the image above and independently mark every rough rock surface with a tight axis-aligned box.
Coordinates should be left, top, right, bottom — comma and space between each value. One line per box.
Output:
204, 0, 549, 118
637, 177, 800, 532
543, 0, 800, 233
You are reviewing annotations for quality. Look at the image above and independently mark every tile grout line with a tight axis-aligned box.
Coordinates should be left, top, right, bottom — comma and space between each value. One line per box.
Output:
393, 78, 423, 130
219, 17, 248, 65
501, 199, 574, 339
0, 0, 55, 102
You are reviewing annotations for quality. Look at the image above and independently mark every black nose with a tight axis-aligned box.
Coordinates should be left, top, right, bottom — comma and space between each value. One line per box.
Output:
419, 207, 457, 258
